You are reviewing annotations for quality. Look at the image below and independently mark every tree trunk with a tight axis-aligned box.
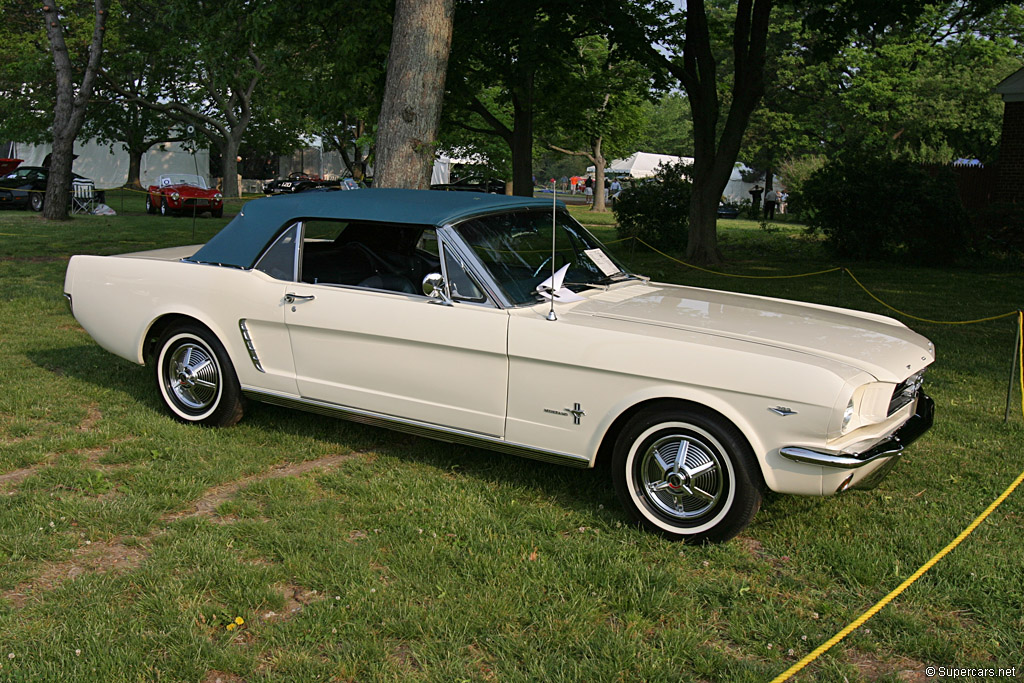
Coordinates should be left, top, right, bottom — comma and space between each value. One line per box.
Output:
591, 136, 606, 212
375, 0, 455, 189
126, 143, 145, 190
41, 1, 108, 220
220, 135, 241, 197
510, 76, 534, 197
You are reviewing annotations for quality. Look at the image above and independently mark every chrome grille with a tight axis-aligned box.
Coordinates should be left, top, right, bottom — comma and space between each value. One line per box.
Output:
888, 371, 924, 416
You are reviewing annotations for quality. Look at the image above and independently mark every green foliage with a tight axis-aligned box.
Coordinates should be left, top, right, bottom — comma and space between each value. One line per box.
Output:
776, 155, 825, 217
802, 151, 968, 264
613, 160, 691, 249
633, 91, 693, 156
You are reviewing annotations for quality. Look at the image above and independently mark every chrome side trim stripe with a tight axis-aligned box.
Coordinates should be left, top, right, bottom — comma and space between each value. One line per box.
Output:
242, 388, 592, 469
237, 319, 265, 372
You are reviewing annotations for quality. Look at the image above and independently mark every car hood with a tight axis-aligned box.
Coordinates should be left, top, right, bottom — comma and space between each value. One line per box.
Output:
162, 184, 215, 194
569, 281, 934, 382
0, 159, 23, 175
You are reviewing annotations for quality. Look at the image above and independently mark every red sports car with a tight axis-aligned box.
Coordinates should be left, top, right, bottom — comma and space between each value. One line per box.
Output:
146, 173, 223, 217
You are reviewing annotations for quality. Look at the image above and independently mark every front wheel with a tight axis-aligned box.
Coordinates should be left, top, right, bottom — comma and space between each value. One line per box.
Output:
30, 191, 44, 212
160, 198, 172, 216
154, 324, 244, 427
145, 195, 156, 214
611, 406, 763, 544
211, 208, 223, 218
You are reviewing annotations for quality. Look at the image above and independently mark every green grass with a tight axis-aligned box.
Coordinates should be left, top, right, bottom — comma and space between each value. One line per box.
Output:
1, 203, 1022, 682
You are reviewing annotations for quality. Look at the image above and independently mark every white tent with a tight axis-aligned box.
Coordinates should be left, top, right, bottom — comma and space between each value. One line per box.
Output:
10, 139, 211, 190
588, 152, 694, 178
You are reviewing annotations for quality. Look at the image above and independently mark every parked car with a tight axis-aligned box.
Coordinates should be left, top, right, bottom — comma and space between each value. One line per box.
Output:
430, 175, 506, 194
0, 164, 105, 212
263, 172, 340, 195
64, 189, 934, 543
146, 174, 223, 217
717, 203, 740, 219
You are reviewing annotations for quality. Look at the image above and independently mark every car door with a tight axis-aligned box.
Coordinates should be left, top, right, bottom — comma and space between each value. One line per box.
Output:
283, 222, 509, 437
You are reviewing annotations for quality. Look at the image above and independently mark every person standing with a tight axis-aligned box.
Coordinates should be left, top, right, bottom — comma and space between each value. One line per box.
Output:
584, 176, 594, 204
763, 189, 777, 219
609, 177, 621, 205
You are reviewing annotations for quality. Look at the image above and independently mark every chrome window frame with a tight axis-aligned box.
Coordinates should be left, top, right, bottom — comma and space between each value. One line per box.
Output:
253, 221, 302, 281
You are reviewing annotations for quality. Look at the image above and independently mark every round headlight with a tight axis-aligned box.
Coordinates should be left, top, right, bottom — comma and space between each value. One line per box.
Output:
214, 192, 223, 200
171, 192, 180, 201
842, 399, 855, 432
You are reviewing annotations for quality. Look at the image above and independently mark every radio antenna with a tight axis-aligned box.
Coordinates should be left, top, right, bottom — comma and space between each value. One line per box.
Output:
546, 179, 557, 321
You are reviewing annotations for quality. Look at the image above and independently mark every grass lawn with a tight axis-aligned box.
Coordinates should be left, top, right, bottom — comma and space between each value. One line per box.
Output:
1, 193, 1022, 682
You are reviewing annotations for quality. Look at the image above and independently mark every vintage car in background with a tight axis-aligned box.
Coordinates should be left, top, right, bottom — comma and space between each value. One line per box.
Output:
717, 203, 741, 219
146, 173, 223, 217
263, 172, 341, 195
64, 189, 934, 543
430, 175, 506, 194
0, 163, 105, 212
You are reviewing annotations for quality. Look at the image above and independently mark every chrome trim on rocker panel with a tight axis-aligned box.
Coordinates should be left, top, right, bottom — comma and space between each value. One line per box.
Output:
242, 388, 591, 468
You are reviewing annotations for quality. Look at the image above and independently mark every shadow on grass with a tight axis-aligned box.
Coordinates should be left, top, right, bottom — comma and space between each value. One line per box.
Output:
27, 344, 624, 526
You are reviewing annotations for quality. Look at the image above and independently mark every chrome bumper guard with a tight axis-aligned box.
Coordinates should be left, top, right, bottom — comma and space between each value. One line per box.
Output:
779, 392, 935, 471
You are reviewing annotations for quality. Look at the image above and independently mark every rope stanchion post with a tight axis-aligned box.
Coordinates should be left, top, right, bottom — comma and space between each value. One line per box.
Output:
1006, 312, 1021, 422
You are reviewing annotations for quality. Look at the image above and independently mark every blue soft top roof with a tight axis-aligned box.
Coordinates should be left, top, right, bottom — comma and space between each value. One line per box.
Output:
188, 188, 561, 268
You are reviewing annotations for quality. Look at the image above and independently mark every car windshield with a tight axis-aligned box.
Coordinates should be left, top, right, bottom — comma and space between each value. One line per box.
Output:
159, 174, 207, 189
455, 209, 633, 305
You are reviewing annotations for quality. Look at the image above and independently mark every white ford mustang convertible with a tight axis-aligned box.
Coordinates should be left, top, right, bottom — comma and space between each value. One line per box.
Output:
64, 189, 935, 543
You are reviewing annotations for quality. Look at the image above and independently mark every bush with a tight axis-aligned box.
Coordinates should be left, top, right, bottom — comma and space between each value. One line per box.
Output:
613, 160, 691, 249
802, 151, 968, 264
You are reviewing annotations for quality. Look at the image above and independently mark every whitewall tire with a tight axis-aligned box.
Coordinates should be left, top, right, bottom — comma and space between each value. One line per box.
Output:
154, 324, 244, 427
612, 406, 762, 543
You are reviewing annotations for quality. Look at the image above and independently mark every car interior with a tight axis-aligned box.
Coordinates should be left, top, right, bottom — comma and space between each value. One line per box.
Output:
299, 221, 445, 296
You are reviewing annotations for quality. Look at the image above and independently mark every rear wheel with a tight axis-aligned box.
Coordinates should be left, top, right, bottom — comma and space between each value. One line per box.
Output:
611, 406, 762, 544
30, 191, 44, 212
154, 324, 244, 427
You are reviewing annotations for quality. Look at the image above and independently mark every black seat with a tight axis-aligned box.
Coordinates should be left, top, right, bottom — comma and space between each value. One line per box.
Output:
357, 273, 417, 294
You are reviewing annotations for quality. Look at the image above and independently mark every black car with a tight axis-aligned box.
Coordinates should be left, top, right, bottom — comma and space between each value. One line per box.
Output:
0, 165, 104, 212
430, 175, 506, 194
263, 172, 340, 195
717, 203, 741, 219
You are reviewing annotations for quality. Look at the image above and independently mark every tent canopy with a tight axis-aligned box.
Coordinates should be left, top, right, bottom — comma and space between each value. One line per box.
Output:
587, 152, 694, 178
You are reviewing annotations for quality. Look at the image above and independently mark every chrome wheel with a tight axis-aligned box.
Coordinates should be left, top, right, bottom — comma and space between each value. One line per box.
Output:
30, 192, 44, 212
612, 406, 762, 543
637, 434, 726, 522
154, 325, 244, 426
166, 342, 220, 412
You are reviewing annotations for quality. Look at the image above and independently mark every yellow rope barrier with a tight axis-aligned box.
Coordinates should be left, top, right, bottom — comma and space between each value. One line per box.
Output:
635, 238, 843, 279
771, 464, 1024, 682
771, 310, 1024, 682
843, 268, 1019, 325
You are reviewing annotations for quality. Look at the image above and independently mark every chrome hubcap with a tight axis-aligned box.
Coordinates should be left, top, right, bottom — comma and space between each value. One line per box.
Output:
167, 342, 219, 410
639, 434, 725, 521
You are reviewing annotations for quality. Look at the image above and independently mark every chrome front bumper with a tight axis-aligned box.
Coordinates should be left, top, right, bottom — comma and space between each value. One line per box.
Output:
779, 393, 935, 483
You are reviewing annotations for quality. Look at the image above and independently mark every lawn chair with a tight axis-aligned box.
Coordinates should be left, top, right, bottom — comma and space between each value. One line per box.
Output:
71, 179, 96, 214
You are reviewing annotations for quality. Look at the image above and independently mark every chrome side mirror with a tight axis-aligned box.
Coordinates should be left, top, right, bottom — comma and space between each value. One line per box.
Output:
422, 273, 453, 306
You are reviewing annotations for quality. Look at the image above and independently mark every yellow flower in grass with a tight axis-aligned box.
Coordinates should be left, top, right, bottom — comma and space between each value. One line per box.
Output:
226, 623, 236, 632
234, 617, 244, 626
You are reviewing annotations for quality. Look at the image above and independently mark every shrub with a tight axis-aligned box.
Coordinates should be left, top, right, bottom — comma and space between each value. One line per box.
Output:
801, 151, 968, 264
613, 160, 691, 249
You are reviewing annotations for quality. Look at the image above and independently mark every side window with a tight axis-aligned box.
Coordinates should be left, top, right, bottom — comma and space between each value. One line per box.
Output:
255, 223, 299, 280
442, 243, 487, 303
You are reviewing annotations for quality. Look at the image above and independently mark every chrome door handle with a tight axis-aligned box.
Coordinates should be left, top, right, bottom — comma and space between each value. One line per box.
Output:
285, 293, 315, 304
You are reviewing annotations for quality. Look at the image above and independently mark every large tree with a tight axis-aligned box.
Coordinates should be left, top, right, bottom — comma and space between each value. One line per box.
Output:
446, 0, 616, 196
101, 0, 297, 197
542, 37, 653, 212
374, 0, 455, 188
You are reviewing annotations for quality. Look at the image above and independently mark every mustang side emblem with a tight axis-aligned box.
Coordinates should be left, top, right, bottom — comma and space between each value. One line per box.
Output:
769, 406, 798, 416
544, 403, 586, 425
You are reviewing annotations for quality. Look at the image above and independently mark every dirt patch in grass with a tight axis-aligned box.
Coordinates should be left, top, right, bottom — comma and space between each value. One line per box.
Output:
164, 452, 365, 523
2, 536, 147, 608
2, 452, 366, 609
260, 581, 324, 622
76, 403, 102, 431
847, 649, 928, 682
390, 642, 422, 672
201, 671, 246, 683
